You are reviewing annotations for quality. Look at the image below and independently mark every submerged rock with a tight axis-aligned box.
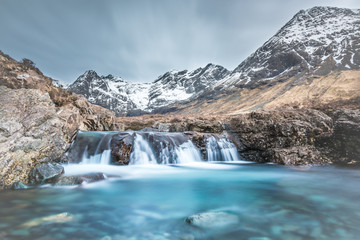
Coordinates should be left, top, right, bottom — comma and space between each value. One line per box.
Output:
20, 212, 75, 228
185, 211, 239, 228
30, 162, 64, 184
54, 173, 106, 186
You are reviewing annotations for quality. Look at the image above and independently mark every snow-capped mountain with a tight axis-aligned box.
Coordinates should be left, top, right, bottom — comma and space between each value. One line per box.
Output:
68, 6, 360, 116
67, 64, 229, 116
218, 6, 360, 88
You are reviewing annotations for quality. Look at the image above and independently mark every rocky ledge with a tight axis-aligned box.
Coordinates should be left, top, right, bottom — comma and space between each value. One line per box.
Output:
122, 108, 360, 165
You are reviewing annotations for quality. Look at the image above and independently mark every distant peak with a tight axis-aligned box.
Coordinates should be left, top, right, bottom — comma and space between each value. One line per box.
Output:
204, 63, 227, 70
103, 74, 114, 79
82, 70, 99, 78
84, 70, 97, 75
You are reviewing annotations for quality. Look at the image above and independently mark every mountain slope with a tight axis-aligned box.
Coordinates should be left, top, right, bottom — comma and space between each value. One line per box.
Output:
217, 6, 360, 89
68, 6, 360, 116
162, 6, 360, 114
68, 64, 229, 116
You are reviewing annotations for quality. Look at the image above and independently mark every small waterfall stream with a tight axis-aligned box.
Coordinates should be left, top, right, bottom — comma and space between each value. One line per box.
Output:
206, 136, 240, 162
129, 134, 157, 165
67, 131, 241, 165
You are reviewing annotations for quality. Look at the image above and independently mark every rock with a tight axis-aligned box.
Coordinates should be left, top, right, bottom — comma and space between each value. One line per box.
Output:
0, 87, 67, 188
185, 211, 239, 228
9, 181, 30, 190
110, 133, 134, 165
157, 123, 172, 132
54, 173, 106, 186
315, 109, 360, 164
228, 108, 333, 165
30, 163, 64, 184
0, 52, 120, 188
19, 212, 75, 228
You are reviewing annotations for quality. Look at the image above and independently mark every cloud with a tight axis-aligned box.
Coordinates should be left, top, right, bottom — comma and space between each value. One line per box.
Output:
0, 0, 359, 83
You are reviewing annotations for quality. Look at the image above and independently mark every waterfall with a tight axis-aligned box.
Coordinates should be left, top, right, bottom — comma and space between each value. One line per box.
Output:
129, 134, 157, 165
80, 132, 114, 165
129, 133, 202, 164
174, 141, 202, 163
206, 136, 240, 162
67, 131, 241, 165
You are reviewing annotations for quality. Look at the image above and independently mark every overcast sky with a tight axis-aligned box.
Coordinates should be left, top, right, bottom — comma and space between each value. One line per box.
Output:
0, 0, 359, 83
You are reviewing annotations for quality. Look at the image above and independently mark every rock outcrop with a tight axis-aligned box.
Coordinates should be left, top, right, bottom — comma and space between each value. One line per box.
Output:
120, 108, 360, 165
0, 51, 119, 188
228, 109, 334, 165
315, 109, 360, 164
0, 87, 67, 187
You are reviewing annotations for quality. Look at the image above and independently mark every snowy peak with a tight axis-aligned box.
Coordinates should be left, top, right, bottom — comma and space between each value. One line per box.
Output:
68, 64, 229, 116
68, 6, 359, 115
222, 6, 360, 87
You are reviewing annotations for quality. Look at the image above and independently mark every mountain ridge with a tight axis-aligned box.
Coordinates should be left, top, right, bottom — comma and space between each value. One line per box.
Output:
68, 63, 229, 116
68, 6, 360, 116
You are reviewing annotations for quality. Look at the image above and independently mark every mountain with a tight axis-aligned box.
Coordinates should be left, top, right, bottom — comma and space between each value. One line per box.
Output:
164, 6, 360, 115
69, 6, 360, 116
68, 64, 229, 116
217, 6, 360, 89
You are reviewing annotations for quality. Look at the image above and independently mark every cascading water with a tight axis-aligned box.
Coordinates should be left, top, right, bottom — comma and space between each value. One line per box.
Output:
206, 136, 240, 161
174, 141, 202, 163
66, 131, 241, 165
129, 134, 157, 165
129, 133, 202, 164
80, 132, 114, 165
66, 131, 116, 165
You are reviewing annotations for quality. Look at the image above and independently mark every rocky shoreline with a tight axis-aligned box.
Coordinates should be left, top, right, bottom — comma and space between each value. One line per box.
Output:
0, 50, 359, 189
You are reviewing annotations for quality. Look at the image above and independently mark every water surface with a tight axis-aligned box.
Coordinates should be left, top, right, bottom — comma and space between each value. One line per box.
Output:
1, 162, 360, 240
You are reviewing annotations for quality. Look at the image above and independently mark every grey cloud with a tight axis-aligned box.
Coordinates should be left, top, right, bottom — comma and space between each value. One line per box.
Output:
0, 0, 359, 83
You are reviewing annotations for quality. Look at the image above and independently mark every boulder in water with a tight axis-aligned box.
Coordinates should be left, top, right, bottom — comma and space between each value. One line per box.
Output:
54, 173, 106, 186
185, 211, 239, 228
30, 163, 64, 184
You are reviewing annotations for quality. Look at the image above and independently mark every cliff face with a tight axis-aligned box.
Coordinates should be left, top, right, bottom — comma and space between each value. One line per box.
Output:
0, 51, 119, 188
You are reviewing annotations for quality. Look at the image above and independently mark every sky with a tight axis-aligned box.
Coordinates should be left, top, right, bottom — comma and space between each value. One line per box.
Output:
0, 0, 359, 83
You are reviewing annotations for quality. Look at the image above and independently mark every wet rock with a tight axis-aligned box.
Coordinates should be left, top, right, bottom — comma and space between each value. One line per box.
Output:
54, 173, 106, 186
30, 162, 64, 184
20, 212, 75, 228
185, 211, 239, 228
10, 181, 30, 190
111, 133, 134, 165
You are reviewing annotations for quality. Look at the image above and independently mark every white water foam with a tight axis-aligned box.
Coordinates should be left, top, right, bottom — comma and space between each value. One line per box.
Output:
206, 136, 240, 162
129, 134, 157, 165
